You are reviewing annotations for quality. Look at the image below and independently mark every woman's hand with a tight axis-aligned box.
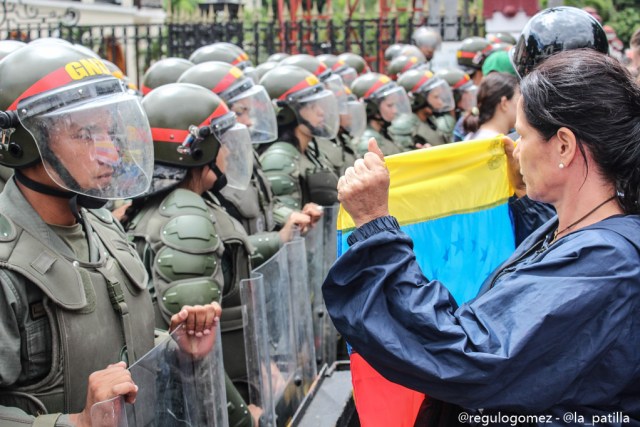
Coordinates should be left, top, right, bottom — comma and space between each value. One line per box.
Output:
503, 135, 527, 198
337, 138, 390, 228
169, 303, 222, 358
70, 362, 136, 427
279, 211, 312, 241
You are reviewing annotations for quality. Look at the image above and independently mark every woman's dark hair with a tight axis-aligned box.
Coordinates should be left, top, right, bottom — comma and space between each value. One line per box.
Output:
520, 49, 640, 214
462, 72, 518, 134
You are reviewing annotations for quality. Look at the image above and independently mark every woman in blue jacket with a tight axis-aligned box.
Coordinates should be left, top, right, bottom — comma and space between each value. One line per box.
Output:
323, 50, 640, 424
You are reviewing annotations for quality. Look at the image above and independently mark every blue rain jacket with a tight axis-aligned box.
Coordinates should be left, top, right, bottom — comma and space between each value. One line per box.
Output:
323, 215, 640, 425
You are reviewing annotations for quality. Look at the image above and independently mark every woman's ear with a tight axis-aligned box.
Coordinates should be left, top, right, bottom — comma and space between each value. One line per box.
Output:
556, 127, 578, 167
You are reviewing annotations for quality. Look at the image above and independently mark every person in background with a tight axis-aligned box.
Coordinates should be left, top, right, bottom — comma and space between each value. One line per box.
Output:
463, 72, 519, 141
324, 48, 640, 426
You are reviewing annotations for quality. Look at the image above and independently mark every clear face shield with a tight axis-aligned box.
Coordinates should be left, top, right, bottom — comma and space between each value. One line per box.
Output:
17, 77, 153, 200
375, 85, 412, 123
340, 99, 366, 138
457, 84, 478, 112
226, 80, 278, 144
422, 78, 455, 113
322, 73, 349, 114
210, 112, 253, 190
337, 66, 358, 87
289, 85, 340, 139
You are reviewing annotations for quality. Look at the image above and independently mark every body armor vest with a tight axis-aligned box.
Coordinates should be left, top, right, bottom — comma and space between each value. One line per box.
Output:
0, 182, 154, 416
218, 151, 276, 235
355, 127, 402, 157
127, 188, 253, 400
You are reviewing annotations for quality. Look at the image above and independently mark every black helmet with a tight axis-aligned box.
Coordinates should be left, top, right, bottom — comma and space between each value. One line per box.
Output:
0, 42, 153, 200
510, 6, 608, 78
142, 83, 252, 190
141, 57, 194, 95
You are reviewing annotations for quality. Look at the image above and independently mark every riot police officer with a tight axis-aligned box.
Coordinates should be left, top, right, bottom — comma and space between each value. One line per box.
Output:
350, 72, 412, 157
0, 41, 219, 427
259, 65, 341, 209
178, 61, 317, 266
124, 82, 257, 426
388, 69, 455, 149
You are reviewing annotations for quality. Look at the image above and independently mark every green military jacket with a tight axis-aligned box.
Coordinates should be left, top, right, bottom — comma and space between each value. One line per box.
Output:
388, 113, 451, 149
353, 126, 403, 158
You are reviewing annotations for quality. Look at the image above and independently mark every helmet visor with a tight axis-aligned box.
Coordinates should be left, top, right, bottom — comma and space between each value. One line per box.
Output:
458, 85, 478, 112
228, 84, 278, 144
422, 79, 455, 113
291, 87, 340, 139
17, 78, 153, 200
338, 67, 358, 87
341, 100, 366, 138
377, 86, 412, 122
323, 73, 349, 114
212, 114, 252, 190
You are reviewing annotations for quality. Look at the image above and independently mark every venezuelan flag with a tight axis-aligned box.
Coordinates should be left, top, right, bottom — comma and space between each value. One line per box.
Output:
339, 136, 516, 427
337, 136, 515, 305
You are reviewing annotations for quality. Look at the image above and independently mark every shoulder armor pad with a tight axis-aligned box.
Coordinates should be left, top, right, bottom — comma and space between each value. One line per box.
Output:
161, 214, 221, 253
160, 188, 211, 218
260, 142, 300, 174
0, 213, 17, 242
88, 208, 114, 224
388, 113, 418, 136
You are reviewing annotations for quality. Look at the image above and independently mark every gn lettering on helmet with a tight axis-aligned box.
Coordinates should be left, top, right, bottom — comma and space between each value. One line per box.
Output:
65, 58, 111, 80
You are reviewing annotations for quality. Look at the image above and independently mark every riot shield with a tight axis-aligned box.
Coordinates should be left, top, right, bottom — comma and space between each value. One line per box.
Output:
241, 240, 317, 427
91, 326, 228, 427
306, 204, 340, 367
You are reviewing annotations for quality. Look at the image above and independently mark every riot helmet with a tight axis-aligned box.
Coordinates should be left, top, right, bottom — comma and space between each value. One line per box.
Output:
178, 61, 277, 143
0, 42, 153, 201
341, 85, 366, 139
457, 36, 491, 74
281, 54, 348, 113
0, 40, 26, 60
434, 67, 477, 112
254, 61, 278, 82
351, 72, 411, 124
102, 59, 141, 96
397, 69, 454, 113
260, 65, 340, 139
338, 52, 370, 75
510, 6, 608, 78
142, 83, 252, 190
398, 45, 427, 63
267, 52, 290, 62
486, 32, 517, 45
317, 54, 358, 87
387, 54, 426, 80
411, 26, 442, 59
189, 43, 258, 82
384, 44, 406, 62
141, 57, 194, 95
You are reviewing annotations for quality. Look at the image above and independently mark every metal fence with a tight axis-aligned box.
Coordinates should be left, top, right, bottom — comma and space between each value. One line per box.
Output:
1, 7, 481, 87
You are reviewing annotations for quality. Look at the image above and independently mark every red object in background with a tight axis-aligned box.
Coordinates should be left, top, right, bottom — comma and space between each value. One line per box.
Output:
483, 0, 539, 19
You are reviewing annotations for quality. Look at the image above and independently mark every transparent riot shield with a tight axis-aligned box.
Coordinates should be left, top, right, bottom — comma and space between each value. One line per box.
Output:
241, 240, 317, 427
305, 204, 340, 367
90, 326, 228, 427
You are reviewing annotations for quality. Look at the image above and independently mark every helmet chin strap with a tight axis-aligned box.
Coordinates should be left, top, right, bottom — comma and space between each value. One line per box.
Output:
208, 162, 228, 194
14, 169, 107, 221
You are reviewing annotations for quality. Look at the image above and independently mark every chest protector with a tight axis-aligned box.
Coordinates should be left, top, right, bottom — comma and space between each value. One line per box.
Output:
0, 206, 154, 416
127, 189, 225, 327
219, 152, 276, 235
